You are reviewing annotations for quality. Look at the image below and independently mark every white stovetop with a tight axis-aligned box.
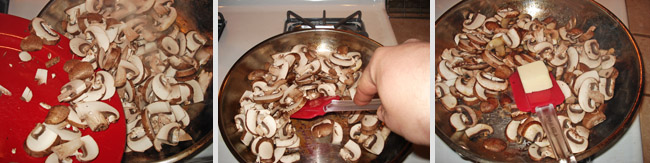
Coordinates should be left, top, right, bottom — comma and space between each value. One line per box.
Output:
435, 0, 642, 162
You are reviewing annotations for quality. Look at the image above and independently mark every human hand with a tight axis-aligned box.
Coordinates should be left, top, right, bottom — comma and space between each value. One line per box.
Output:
353, 39, 430, 145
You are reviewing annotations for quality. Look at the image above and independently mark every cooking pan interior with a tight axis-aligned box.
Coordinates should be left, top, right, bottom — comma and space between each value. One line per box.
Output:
435, 0, 642, 162
219, 29, 412, 162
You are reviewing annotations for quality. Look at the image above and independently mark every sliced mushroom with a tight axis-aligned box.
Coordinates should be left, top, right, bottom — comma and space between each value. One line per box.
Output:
74, 101, 120, 131
76, 135, 99, 162
483, 138, 507, 152
583, 39, 600, 60
311, 119, 333, 138
362, 132, 385, 155
582, 110, 606, 129
565, 128, 588, 153
578, 78, 601, 112
505, 120, 520, 142
476, 72, 508, 91
463, 13, 486, 30
332, 122, 343, 145
21, 34, 43, 52
339, 140, 362, 162
30, 17, 60, 45
21, 86, 33, 102
528, 144, 555, 161
24, 123, 60, 157
465, 123, 493, 138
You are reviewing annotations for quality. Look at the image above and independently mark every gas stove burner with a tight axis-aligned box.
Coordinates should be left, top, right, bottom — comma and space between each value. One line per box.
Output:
218, 12, 225, 40
284, 10, 368, 37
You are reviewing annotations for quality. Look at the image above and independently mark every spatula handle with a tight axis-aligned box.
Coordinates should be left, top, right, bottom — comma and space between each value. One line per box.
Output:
325, 98, 381, 112
536, 104, 577, 163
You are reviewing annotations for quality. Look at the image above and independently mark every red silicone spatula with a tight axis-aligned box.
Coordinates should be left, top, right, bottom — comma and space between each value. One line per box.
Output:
290, 96, 381, 119
510, 61, 576, 163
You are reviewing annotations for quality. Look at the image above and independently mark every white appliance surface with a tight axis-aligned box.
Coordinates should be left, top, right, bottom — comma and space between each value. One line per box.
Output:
435, 0, 642, 162
218, 0, 428, 162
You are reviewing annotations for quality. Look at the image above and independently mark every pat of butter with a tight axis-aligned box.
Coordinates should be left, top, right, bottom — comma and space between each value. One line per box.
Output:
517, 61, 552, 93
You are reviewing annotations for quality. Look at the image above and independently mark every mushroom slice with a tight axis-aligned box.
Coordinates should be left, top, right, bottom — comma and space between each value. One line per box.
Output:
339, 140, 362, 162
85, 25, 110, 52
567, 47, 580, 72
347, 112, 363, 124
67, 106, 87, 129
450, 113, 467, 132
51, 136, 83, 159
572, 70, 598, 94
505, 120, 520, 142
19, 51, 32, 62
455, 76, 475, 96
332, 122, 343, 145
0, 84, 11, 96
185, 31, 206, 52
599, 77, 615, 101
582, 111, 606, 129
528, 144, 555, 161
30, 17, 60, 45
77, 135, 99, 162
256, 138, 275, 162
156, 123, 189, 146
68, 61, 94, 81
362, 133, 385, 155
280, 153, 300, 163
21, 86, 33, 102
438, 60, 458, 80
463, 13, 486, 30
44, 105, 70, 125
185, 80, 204, 103
465, 124, 493, 138
311, 119, 333, 138
244, 109, 260, 136
361, 114, 379, 135
159, 36, 180, 56
557, 80, 573, 99
578, 78, 601, 112
151, 74, 174, 100
97, 71, 116, 100
476, 72, 508, 91
74, 101, 120, 131
583, 39, 600, 60
600, 54, 616, 70
257, 114, 277, 138
20, 34, 43, 52
24, 123, 60, 157
35, 68, 48, 85
565, 128, 588, 153
567, 104, 586, 124
455, 105, 478, 127
58, 80, 90, 102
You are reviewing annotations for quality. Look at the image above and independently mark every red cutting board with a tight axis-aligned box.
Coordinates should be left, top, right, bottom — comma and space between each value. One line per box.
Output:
0, 13, 125, 163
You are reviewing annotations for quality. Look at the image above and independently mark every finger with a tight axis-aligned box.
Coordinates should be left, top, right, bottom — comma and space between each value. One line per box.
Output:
376, 105, 386, 122
353, 65, 378, 106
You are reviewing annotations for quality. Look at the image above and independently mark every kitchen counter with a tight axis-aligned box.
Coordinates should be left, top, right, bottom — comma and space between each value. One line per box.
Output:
435, 0, 643, 162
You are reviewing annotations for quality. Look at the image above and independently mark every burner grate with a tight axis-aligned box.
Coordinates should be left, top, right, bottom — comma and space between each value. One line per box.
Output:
284, 10, 368, 37
218, 12, 226, 40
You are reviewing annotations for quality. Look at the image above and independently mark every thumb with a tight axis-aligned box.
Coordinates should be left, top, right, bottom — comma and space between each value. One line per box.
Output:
353, 65, 377, 106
